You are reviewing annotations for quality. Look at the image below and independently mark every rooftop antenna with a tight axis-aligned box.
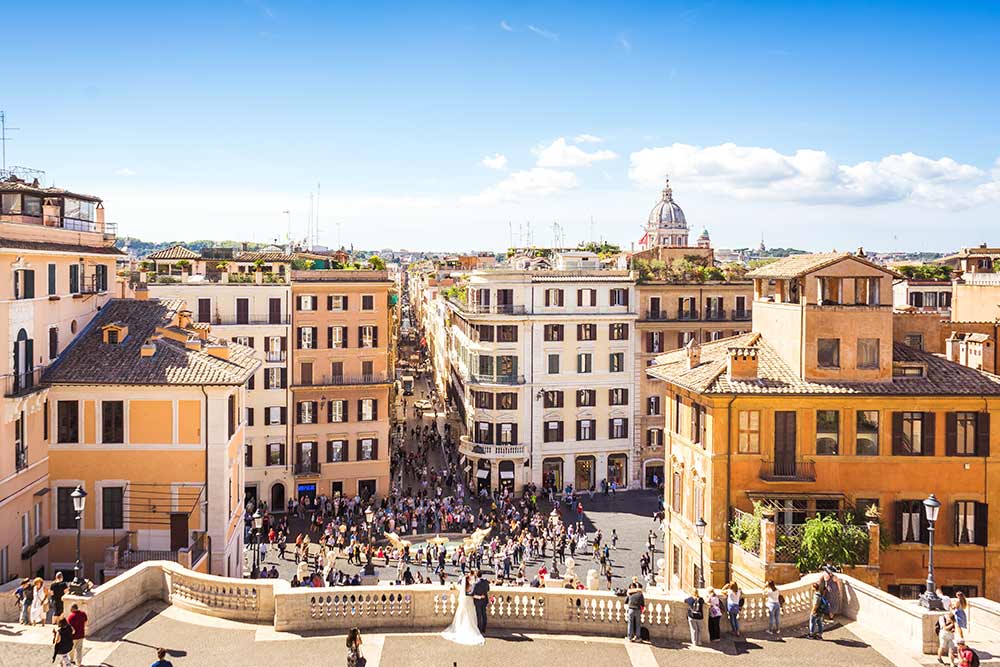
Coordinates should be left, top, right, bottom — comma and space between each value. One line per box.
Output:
0, 111, 20, 173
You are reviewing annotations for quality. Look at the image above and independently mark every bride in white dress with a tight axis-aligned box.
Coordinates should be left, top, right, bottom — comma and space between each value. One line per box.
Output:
441, 575, 485, 645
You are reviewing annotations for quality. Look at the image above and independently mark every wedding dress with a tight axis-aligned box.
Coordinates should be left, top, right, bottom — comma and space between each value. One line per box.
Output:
441, 581, 485, 645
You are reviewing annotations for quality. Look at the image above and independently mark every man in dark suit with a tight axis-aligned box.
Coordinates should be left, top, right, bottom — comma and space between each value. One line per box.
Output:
471, 570, 490, 633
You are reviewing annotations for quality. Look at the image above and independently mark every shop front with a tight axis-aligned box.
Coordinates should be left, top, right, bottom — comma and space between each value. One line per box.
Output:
575, 455, 596, 492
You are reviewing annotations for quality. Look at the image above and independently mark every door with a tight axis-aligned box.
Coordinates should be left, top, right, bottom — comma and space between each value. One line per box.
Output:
575, 456, 595, 491
301, 362, 313, 386
297, 483, 317, 506
269, 297, 282, 325
169, 513, 189, 551
236, 298, 249, 325
649, 296, 661, 319
774, 411, 797, 477
270, 483, 286, 511
358, 479, 376, 499
197, 298, 211, 324
331, 481, 343, 498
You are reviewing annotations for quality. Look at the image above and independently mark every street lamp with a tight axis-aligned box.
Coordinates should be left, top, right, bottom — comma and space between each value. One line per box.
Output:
70, 486, 87, 592
694, 517, 707, 589
363, 506, 376, 576
252, 509, 263, 573
919, 494, 945, 611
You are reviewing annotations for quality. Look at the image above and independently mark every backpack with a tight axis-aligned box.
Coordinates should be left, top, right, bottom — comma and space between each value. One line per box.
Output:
968, 648, 980, 667
816, 595, 830, 614
689, 597, 704, 620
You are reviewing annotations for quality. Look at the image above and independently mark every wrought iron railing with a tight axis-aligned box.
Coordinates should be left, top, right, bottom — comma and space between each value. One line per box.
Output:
2, 366, 45, 397
759, 458, 816, 482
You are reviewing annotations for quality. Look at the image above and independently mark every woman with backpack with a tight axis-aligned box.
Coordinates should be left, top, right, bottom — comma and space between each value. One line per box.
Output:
765, 580, 782, 635
683, 589, 705, 646
706, 589, 723, 642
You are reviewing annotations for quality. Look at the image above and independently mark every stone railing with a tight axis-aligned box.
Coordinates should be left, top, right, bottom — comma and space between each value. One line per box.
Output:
165, 563, 284, 623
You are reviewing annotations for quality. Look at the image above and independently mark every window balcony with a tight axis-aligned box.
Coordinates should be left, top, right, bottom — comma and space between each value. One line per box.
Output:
704, 310, 726, 321
732, 309, 752, 321
469, 373, 526, 386
294, 461, 321, 476
265, 351, 287, 363
3, 366, 45, 398
758, 458, 816, 482
448, 298, 526, 315
459, 435, 527, 459
294, 372, 392, 388
677, 310, 700, 321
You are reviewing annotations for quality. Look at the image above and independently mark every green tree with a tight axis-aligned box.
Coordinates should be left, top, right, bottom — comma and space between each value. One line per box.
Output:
368, 255, 386, 270
795, 515, 870, 572
897, 264, 952, 281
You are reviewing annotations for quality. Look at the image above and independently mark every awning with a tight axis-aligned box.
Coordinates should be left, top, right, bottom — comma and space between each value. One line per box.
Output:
476, 469, 490, 479
500, 471, 514, 479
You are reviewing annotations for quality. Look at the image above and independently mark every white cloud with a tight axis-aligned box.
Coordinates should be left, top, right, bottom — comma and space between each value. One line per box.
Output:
500, 20, 513, 32
573, 134, 603, 144
617, 33, 631, 52
115, 168, 136, 177
465, 168, 578, 205
534, 137, 617, 168
527, 24, 558, 41
628, 142, 1000, 209
480, 153, 508, 170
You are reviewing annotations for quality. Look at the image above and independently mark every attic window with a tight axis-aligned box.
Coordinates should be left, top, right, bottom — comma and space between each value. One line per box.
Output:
892, 364, 926, 378
101, 323, 128, 345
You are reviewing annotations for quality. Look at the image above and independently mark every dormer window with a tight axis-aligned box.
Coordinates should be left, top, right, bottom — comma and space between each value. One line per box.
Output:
893, 363, 926, 378
102, 323, 128, 344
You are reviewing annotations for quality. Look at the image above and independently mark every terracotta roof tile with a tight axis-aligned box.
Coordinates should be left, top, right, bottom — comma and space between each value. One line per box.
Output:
146, 245, 201, 260
746, 252, 900, 280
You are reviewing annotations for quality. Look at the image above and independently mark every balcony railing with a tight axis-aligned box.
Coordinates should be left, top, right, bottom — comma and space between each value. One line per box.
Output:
732, 309, 752, 321
459, 436, 527, 459
295, 372, 392, 387
3, 366, 45, 398
678, 310, 700, 321
213, 315, 290, 326
759, 458, 816, 482
294, 461, 321, 475
704, 310, 726, 321
448, 298, 526, 315
469, 373, 526, 386
265, 351, 287, 363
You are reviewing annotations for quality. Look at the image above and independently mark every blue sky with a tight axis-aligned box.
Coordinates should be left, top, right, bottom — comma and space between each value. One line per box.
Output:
4, 1, 1000, 251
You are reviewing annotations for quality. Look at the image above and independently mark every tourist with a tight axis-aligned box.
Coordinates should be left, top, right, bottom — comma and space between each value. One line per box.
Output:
30, 577, 47, 626
51, 617, 74, 666
823, 567, 841, 619
722, 581, 742, 637
953, 591, 969, 637
706, 589, 723, 642
150, 647, 174, 667
14, 578, 32, 625
765, 580, 782, 634
611, 529, 618, 550
346, 627, 364, 667
67, 602, 88, 666
683, 588, 704, 646
955, 637, 978, 667
49, 572, 68, 620
808, 581, 826, 640
938, 612, 957, 665
625, 576, 644, 642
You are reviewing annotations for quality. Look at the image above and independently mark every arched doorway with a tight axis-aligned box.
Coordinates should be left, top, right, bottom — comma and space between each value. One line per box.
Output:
575, 455, 596, 492
270, 483, 286, 512
542, 457, 563, 492
644, 460, 664, 489
498, 460, 515, 493
607, 454, 627, 487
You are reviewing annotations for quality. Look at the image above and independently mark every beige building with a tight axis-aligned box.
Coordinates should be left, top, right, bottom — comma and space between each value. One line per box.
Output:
435, 262, 639, 493
1, 174, 122, 583
290, 270, 394, 503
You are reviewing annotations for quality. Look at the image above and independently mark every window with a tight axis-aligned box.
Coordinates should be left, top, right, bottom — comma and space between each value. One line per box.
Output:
857, 338, 880, 369
897, 499, 924, 543
478, 356, 495, 376
0, 546, 7, 585
904, 333, 924, 351
102, 487, 124, 529
0, 193, 21, 214
691, 403, 706, 445
101, 401, 124, 443
609, 388, 628, 406
647, 396, 661, 416
577, 353, 592, 373
329, 327, 345, 349
544, 421, 564, 442
245, 444, 253, 467
577, 288, 597, 306
14, 412, 26, 470
360, 325, 375, 348
672, 545, 681, 578
544, 324, 564, 342
577, 324, 596, 341
609, 323, 629, 340
547, 354, 560, 374
298, 327, 315, 349
894, 412, 932, 455
815, 410, 839, 454
57, 401, 79, 443
610, 288, 629, 307
267, 442, 285, 466
298, 295, 315, 311
497, 392, 517, 410
475, 421, 493, 444
360, 398, 376, 421
69, 264, 80, 294
24, 195, 41, 216
497, 325, 518, 342
498, 423, 515, 444
228, 393, 237, 437
265, 367, 284, 389
576, 419, 595, 441
693, 483, 704, 522
609, 352, 624, 373
328, 440, 347, 462
674, 395, 682, 433
817, 338, 840, 368
497, 355, 517, 379
672, 471, 682, 513
359, 438, 375, 460
57, 488, 78, 529
21, 515, 29, 548
609, 418, 628, 439
647, 331, 663, 354
476, 325, 494, 342
576, 389, 595, 407
329, 400, 347, 423
544, 288, 564, 307
329, 295, 347, 311
856, 411, 879, 455
737, 410, 760, 453
954, 501, 988, 546
362, 295, 375, 311
646, 429, 662, 448
543, 390, 563, 408
47, 263, 57, 296
298, 401, 315, 424
951, 412, 979, 456
361, 360, 373, 378
474, 392, 494, 409
13, 269, 34, 300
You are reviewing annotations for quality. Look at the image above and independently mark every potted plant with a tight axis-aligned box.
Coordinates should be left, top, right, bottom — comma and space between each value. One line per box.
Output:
217, 261, 230, 283
175, 259, 192, 279
253, 258, 265, 284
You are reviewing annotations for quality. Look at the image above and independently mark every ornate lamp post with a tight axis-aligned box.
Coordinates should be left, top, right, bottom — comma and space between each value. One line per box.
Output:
252, 509, 263, 572
363, 506, 376, 576
695, 517, 707, 589
70, 486, 87, 593
919, 493, 945, 611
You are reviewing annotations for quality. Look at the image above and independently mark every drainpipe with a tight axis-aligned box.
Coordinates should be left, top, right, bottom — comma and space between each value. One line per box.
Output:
799, 281, 806, 378
724, 394, 737, 586
529, 284, 535, 490
200, 385, 212, 575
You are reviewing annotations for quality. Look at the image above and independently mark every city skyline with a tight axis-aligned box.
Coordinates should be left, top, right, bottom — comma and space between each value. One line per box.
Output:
4, 1, 999, 251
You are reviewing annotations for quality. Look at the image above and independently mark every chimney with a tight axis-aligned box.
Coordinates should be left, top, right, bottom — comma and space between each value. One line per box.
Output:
685, 338, 701, 369
206, 343, 230, 360
856, 246, 866, 258
727, 346, 759, 380
177, 309, 193, 330
134, 286, 149, 300
185, 336, 202, 351
141, 340, 157, 357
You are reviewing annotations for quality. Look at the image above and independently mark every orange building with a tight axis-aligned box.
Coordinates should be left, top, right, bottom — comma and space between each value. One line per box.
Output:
290, 270, 394, 503
43, 299, 258, 580
1, 174, 122, 583
648, 252, 1000, 600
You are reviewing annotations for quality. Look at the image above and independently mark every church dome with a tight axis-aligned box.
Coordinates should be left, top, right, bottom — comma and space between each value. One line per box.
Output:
647, 177, 687, 229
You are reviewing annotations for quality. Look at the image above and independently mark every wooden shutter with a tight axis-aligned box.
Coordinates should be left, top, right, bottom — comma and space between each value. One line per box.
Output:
577, 289, 583, 306
281, 336, 287, 351
264, 336, 270, 352
247, 408, 254, 427
677, 297, 684, 317
357, 326, 364, 347
945, 412, 957, 456
891, 412, 904, 454
608, 419, 614, 439
342, 295, 348, 309
373, 327, 379, 348
296, 328, 303, 349
557, 422, 564, 442
327, 295, 334, 310
263, 371, 271, 390
280, 406, 287, 424
545, 290, 551, 307
296, 402, 303, 424
623, 289, 629, 308
356, 440, 363, 461
341, 326, 349, 348
576, 420, 582, 441
372, 439, 379, 461
327, 326, 334, 348
894, 501, 904, 543
975, 503, 989, 546
372, 399, 378, 420
280, 368, 287, 388
558, 290, 564, 306
923, 412, 936, 456
511, 424, 518, 444
977, 412, 990, 457
954, 502, 961, 545
23, 270, 34, 299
